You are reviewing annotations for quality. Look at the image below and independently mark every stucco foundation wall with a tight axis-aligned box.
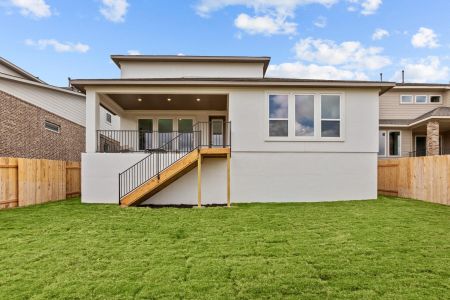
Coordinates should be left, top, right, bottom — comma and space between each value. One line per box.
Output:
231, 152, 377, 202
82, 153, 148, 204
82, 153, 227, 205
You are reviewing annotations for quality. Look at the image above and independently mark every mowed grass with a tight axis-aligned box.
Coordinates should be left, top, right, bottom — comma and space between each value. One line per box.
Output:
0, 197, 449, 299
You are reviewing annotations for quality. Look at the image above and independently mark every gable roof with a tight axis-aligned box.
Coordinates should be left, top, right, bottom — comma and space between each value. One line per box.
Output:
110, 55, 272, 75
0, 57, 46, 84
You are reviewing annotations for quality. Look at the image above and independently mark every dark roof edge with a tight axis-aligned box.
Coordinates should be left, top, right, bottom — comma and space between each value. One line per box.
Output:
70, 77, 395, 94
110, 55, 271, 75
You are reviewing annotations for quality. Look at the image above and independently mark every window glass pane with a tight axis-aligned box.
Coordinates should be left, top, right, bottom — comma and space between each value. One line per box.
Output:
321, 95, 340, 119
389, 132, 400, 156
378, 131, 386, 156
178, 119, 193, 133
158, 119, 173, 132
321, 121, 340, 137
430, 96, 441, 103
269, 120, 288, 137
295, 95, 314, 136
415, 95, 427, 103
138, 119, 153, 131
158, 119, 173, 149
178, 119, 194, 151
269, 95, 288, 118
401, 95, 413, 103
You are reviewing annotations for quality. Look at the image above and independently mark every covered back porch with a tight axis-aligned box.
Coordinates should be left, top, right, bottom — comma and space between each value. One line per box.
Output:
86, 90, 231, 153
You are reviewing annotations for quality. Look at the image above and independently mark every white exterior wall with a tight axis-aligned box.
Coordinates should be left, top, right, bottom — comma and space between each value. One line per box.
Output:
0, 77, 86, 126
82, 153, 148, 203
82, 86, 379, 204
99, 106, 120, 130
120, 62, 264, 79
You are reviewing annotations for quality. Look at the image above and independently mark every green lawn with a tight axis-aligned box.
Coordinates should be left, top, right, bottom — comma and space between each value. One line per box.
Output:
0, 197, 449, 299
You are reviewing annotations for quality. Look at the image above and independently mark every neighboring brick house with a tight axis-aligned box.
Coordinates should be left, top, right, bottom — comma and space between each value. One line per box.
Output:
0, 57, 118, 161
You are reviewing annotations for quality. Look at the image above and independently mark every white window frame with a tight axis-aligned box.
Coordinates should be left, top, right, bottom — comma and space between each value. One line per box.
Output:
378, 130, 387, 157
388, 130, 401, 157
400, 95, 413, 104
44, 120, 60, 133
429, 95, 442, 104
415, 95, 428, 104
266, 92, 345, 142
268, 93, 290, 138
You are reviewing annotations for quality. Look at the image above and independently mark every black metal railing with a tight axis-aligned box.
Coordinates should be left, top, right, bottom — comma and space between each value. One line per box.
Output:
118, 121, 230, 201
98, 122, 231, 153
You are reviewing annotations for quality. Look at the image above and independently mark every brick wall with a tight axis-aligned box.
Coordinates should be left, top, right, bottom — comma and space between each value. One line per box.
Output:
0, 90, 85, 161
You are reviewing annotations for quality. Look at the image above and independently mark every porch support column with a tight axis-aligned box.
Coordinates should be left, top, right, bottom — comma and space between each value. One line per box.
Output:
426, 121, 440, 156
86, 90, 100, 153
197, 151, 202, 208
227, 152, 231, 208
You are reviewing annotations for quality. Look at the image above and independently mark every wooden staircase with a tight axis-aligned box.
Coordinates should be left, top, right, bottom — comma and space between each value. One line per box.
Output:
120, 148, 230, 207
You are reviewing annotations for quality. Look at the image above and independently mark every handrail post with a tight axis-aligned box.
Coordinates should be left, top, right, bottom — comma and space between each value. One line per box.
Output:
157, 152, 160, 180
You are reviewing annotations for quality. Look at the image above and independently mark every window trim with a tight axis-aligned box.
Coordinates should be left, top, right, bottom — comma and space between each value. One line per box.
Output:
265, 92, 345, 142
400, 95, 413, 104
415, 95, 428, 104
378, 130, 387, 157
429, 95, 442, 104
388, 130, 401, 157
44, 120, 61, 133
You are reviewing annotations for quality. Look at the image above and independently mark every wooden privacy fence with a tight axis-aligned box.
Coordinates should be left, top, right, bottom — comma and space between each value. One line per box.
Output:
0, 157, 80, 209
378, 155, 450, 206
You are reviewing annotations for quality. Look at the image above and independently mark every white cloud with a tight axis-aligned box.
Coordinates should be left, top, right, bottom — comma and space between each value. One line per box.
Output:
267, 62, 369, 80
346, 0, 382, 15
234, 13, 296, 35
294, 37, 391, 70
10, 0, 51, 18
313, 16, 327, 28
392, 56, 449, 83
361, 0, 382, 15
195, 0, 338, 35
372, 28, 389, 40
127, 50, 141, 55
195, 0, 338, 17
25, 39, 90, 53
411, 27, 439, 49
100, 0, 129, 23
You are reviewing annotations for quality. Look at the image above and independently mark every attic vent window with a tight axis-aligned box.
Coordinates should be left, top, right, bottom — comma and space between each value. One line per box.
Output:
45, 121, 60, 133
106, 112, 112, 124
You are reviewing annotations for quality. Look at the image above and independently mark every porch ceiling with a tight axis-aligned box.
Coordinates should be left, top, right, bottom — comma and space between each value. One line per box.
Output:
106, 93, 227, 110
413, 120, 450, 133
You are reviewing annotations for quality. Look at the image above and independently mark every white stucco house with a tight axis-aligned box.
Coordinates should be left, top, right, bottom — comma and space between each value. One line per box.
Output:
70, 55, 395, 206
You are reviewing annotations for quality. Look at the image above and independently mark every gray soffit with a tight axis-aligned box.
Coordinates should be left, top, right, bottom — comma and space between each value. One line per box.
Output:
107, 93, 227, 110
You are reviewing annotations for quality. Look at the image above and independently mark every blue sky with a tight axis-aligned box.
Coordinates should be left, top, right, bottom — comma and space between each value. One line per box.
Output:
1, 0, 449, 86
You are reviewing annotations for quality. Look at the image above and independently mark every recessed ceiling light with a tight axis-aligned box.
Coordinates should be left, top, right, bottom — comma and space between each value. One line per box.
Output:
137, 98, 142, 102
167, 98, 172, 102
196, 98, 201, 102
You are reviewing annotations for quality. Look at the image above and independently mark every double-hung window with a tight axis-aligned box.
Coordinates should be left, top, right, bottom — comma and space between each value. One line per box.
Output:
268, 95, 289, 137
268, 93, 343, 140
321, 95, 341, 138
